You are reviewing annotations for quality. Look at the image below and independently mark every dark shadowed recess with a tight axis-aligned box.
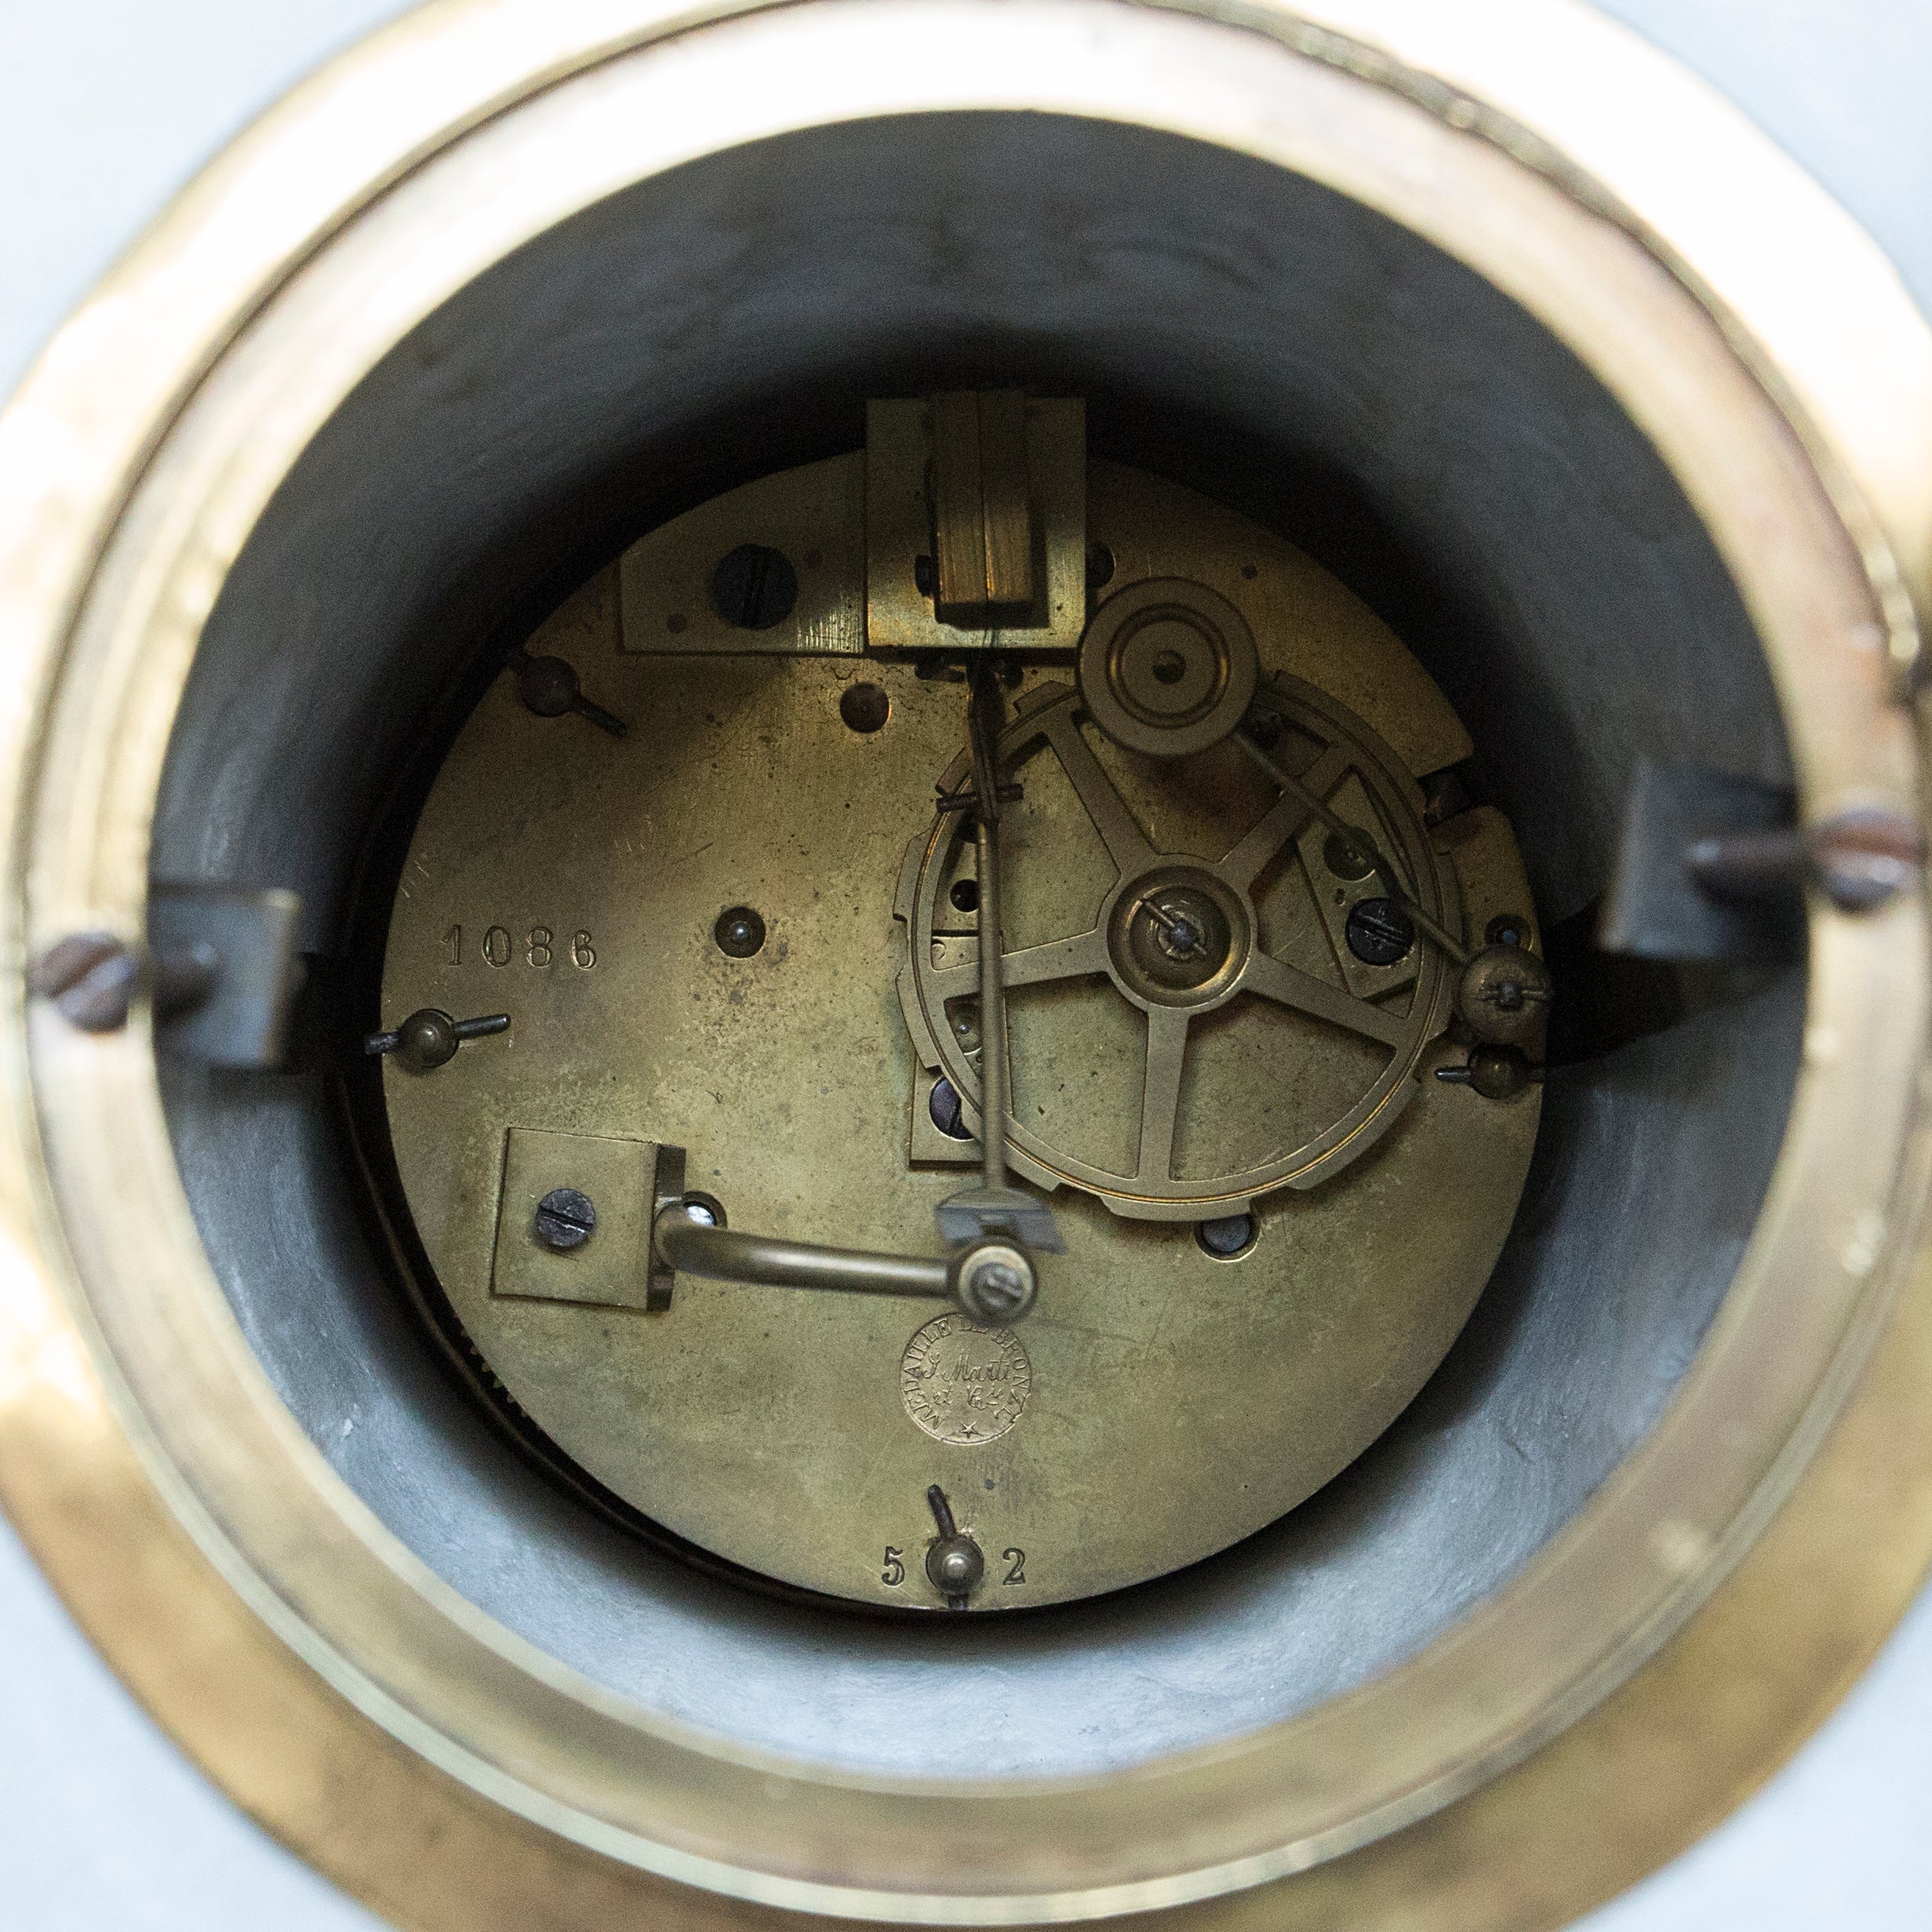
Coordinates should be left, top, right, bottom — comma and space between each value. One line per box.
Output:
151, 111, 1801, 1777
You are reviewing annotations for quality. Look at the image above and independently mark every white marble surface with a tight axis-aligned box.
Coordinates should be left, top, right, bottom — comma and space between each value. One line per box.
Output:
2, 1, 1929, 1925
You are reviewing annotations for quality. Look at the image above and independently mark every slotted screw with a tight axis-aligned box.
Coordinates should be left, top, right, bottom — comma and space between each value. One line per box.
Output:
28, 932, 139, 1032
533, 1188, 597, 1253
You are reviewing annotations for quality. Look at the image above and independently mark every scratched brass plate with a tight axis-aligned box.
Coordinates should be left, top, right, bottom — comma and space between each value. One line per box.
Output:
380, 463, 1541, 1610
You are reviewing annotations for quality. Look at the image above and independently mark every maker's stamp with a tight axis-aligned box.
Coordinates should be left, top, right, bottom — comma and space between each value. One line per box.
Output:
900, 1315, 1031, 1445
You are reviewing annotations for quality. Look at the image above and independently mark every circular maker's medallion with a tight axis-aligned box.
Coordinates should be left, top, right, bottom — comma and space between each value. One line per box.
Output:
900, 1316, 1032, 1445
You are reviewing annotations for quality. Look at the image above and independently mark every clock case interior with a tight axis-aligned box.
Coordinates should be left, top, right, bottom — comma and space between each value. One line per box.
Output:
148, 112, 1799, 1779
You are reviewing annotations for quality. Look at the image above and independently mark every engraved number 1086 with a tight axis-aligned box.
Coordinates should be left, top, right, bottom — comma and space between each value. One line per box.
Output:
442, 923, 597, 969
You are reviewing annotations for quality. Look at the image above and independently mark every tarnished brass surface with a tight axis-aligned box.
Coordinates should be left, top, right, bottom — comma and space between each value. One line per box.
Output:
867, 399, 1088, 654
380, 462, 1539, 1609
930, 391, 1035, 627
619, 455, 866, 657
2, 0, 1930, 1926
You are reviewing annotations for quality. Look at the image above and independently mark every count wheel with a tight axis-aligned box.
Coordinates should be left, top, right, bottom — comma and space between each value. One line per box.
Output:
897, 675, 1457, 1218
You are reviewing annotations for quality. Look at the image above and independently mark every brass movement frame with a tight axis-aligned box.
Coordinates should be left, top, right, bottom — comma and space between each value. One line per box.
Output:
0, 1, 1928, 1928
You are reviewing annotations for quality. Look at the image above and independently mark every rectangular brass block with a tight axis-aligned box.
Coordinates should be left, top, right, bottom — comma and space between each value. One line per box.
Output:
490, 1127, 661, 1310
929, 391, 988, 620
973, 387, 1035, 619
930, 388, 1036, 626
865, 395, 1085, 652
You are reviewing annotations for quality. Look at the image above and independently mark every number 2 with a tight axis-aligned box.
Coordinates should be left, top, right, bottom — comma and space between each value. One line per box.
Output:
1002, 1548, 1026, 1585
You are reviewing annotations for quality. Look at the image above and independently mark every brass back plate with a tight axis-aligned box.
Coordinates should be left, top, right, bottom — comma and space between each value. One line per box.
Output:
380, 463, 1541, 1610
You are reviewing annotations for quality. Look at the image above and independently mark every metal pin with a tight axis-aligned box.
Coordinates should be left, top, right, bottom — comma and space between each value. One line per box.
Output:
1688, 806, 1924, 915
925, 1484, 984, 1610
29, 930, 223, 1035
1435, 1043, 1544, 1101
365, 1007, 509, 1072
1135, 893, 1210, 958
508, 648, 628, 739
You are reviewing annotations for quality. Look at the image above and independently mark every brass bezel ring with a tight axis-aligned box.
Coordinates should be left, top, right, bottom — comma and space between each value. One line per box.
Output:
0, 2, 1928, 1930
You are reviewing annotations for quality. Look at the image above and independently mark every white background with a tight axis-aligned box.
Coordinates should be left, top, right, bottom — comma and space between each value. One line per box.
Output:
2, 2, 1930, 1925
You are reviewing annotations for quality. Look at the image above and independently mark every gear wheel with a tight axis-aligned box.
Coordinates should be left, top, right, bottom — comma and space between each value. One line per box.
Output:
896, 676, 1459, 1219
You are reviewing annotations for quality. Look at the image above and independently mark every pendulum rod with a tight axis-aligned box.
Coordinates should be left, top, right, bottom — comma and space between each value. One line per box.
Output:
968, 664, 1011, 1195
929, 667, 1065, 1255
